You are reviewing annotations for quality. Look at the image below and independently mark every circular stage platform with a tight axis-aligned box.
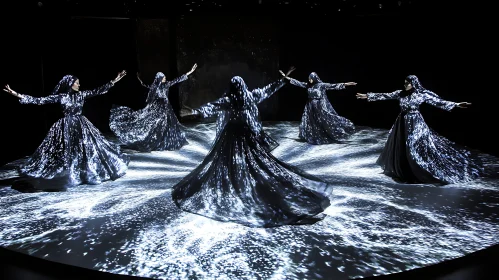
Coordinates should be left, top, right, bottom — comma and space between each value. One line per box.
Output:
1, 122, 498, 279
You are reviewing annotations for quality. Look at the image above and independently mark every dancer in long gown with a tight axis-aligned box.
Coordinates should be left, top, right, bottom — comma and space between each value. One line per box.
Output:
174, 74, 333, 228
284, 71, 357, 144
215, 91, 279, 151
356, 75, 481, 184
109, 64, 197, 152
182, 67, 296, 152
3, 71, 129, 190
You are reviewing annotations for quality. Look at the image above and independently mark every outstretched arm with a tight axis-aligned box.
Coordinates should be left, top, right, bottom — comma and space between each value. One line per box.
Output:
318, 82, 346, 91
362, 90, 402, 101
136, 73, 150, 88
82, 82, 114, 99
287, 77, 307, 88
423, 91, 459, 111
82, 70, 126, 99
251, 79, 287, 104
3, 84, 61, 105
279, 66, 305, 87
187, 97, 231, 118
168, 63, 197, 87
166, 74, 188, 87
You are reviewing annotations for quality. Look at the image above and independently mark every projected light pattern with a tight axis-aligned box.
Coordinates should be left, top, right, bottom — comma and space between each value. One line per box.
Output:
0, 122, 498, 279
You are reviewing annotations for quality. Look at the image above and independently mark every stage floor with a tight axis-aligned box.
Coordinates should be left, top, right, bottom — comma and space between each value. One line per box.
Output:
0, 121, 498, 279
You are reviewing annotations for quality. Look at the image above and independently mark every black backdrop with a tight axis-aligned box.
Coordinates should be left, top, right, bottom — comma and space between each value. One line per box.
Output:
0, 2, 493, 165
176, 15, 280, 120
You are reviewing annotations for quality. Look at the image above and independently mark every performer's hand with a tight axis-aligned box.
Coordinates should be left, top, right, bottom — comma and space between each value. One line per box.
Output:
3, 84, 22, 98
279, 66, 295, 80
180, 105, 196, 117
180, 108, 196, 117
356, 93, 367, 99
112, 70, 127, 84
344, 82, 357, 86
279, 70, 291, 80
456, 102, 471, 108
187, 63, 197, 75
285, 66, 296, 77
180, 109, 190, 117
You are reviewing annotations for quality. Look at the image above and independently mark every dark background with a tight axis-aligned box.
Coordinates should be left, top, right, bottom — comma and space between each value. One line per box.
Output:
0, 0, 491, 166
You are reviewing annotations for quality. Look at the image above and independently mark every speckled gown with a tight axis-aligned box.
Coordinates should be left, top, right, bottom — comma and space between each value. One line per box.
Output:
110, 73, 188, 152
172, 77, 333, 228
289, 73, 355, 144
17, 82, 129, 187
367, 84, 482, 184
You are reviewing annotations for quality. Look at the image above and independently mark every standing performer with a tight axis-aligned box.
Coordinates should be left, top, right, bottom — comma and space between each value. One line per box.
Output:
174, 73, 333, 228
3, 71, 129, 189
182, 67, 297, 152
284, 71, 357, 144
356, 75, 481, 184
109, 64, 197, 152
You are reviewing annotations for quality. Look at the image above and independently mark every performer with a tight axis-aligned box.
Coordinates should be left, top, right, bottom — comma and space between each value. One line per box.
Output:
283, 71, 357, 144
3, 71, 129, 190
174, 74, 333, 228
182, 67, 296, 152
356, 75, 481, 184
109, 64, 197, 152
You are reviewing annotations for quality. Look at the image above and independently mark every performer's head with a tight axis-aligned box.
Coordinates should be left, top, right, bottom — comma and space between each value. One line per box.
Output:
404, 79, 413, 91
228, 76, 251, 108
405, 75, 422, 91
153, 72, 166, 85
52, 75, 79, 95
308, 72, 322, 85
72, 79, 80, 91
229, 76, 248, 95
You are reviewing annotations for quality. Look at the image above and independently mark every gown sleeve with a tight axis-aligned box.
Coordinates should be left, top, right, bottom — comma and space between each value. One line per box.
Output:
366, 90, 402, 101
288, 78, 307, 88
193, 97, 231, 118
81, 82, 114, 99
19, 94, 61, 105
423, 91, 457, 111
166, 74, 188, 87
251, 79, 286, 104
318, 82, 346, 91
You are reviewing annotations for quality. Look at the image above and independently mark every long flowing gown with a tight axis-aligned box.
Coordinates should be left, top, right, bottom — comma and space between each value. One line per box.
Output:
172, 77, 333, 228
17, 82, 130, 188
367, 90, 483, 184
289, 78, 355, 144
109, 74, 188, 152
212, 84, 282, 151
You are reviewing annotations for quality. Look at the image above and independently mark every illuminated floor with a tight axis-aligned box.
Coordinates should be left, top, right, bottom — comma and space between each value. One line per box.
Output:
0, 121, 498, 279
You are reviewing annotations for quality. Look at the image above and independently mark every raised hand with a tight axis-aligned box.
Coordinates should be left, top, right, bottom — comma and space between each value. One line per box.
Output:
3, 84, 23, 98
356, 93, 367, 99
187, 63, 197, 75
344, 82, 357, 86
285, 66, 296, 77
182, 105, 194, 110
279, 70, 290, 80
279, 66, 296, 80
112, 70, 127, 84
456, 102, 471, 108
